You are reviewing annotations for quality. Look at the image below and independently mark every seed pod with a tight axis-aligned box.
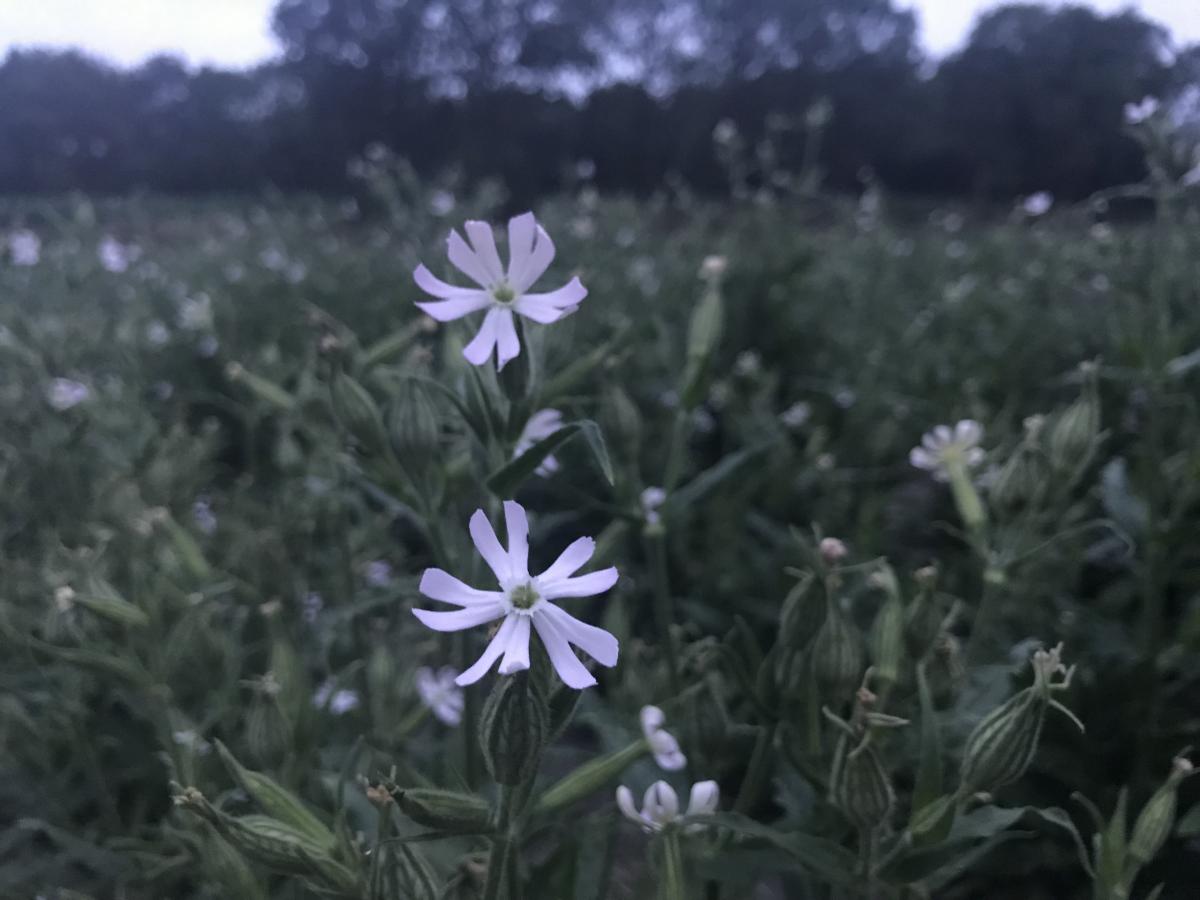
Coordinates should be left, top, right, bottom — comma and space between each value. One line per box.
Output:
779, 573, 822, 650
245, 693, 289, 768
386, 379, 441, 471
478, 671, 549, 786
330, 369, 387, 456
394, 788, 492, 834
214, 740, 335, 851
368, 840, 440, 900
870, 591, 907, 689
535, 741, 648, 815
1129, 755, 1195, 868
959, 645, 1081, 796
199, 825, 269, 900
75, 575, 149, 629
831, 737, 895, 827
366, 643, 398, 732
904, 574, 942, 661
811, 599, 864, 707
989, 446, 1042, 512
1048, 376, 1099, 471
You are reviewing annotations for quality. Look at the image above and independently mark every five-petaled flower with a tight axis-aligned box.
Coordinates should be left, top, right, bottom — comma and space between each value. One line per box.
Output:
415, 665, 465, 726
616, 780, 720, 833
909, 420, 985, 482
411, 500, 618, 689
413, 213, 587, 370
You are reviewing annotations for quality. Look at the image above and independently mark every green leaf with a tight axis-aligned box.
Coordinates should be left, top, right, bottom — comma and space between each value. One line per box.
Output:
910, 662, 945, 835
665, 443, 773, 516
485, 419, 613, 496
1176, 801, 1200, 838
692, 812, 856, 887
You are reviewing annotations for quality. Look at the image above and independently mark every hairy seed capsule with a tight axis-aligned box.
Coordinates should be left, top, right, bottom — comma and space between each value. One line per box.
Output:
904, 580, 943, 662
831, 738, 895, 827
811, 600, 864, 707
330, 369, 388, 456
1129, 755, 1195, 867
394, 788, 492, 834
989, 446, 1042, 511
386, 379, 441, 470
215, 741, 335, 850
478, 672, 549, 786
368, 840, 440, 900
1048, 389, 1099, 472
779, 575, 821, 651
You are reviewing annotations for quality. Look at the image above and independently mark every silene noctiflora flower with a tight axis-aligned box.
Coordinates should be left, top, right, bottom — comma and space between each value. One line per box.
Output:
415, 665, 465, 726
413, 212, 587, 369
640, 705, 686, 771
411, 500, 618, 689
616, 780, 720, 833
909, 419, 985, 482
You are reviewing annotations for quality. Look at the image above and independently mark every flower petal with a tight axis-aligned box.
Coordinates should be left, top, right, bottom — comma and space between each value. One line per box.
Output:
955, 419, 983, 446
419, 568, 506, 607
615, 785, 641, 824
412, 602, 505, 633
447, 228, 494, 288
494, 309, 520, 371
463, 307, 501, 366
498, 615, 532, 675
414, 263, 472, 299
531, 606, 596, 689
909, 447, 937, 470
512, 294, 572, 324
521, 277, 587, 310
415, 292, 491, 322
539, 603, 618, 667
644, 781, 678, 825
503, 500, 529, 579
536, 536, 595, 583
506, 212, 537, 287
455, 614, 519, 685
687, 780, 720, 816
469, 509, 511, 583
512, 225, 556, 293
540, 566, 618, 600
640, 705, 666, 736
464, 220, 505, 284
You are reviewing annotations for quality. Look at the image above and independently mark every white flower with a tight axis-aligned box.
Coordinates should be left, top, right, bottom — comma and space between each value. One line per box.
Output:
413, 212, 586, 370
8, 229, 41, 266
415, 665, 465, 726
1124, 96, 1159, 125
411, 500, 619, 689
640, 487, 667, 526
145, 320, 170, 346
313, 680, 360, 715
192, 497, 217, 535
1021, 192, 1053, 217
46, 378, 90, 411
780, 401, 812, 429
172, 729, 212, 755
178, 294, 213, 331
909, 420, 985, 482
1183, 160, 1200, 188
640, 705, 686, 771
615, 780, 720, 833
513, 409, 564, 476
302, 592, 324, 623
98, 236, 138, 273
365, 559, 394, 587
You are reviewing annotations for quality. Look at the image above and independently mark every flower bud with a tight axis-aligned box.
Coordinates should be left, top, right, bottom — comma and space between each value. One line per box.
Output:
386, 379, 441, 470
819, 537, 848, 565
1129, 754, 1195, 868
904, 572, 943, 661
199, 825, 268, 900
74, 575, 149, 629
368, 838, 439, 900
989, 446, 1043, 512
1048, 373, 1099, 471
811, 600, 864, 706
959, 645, 1081, 796
831, 737, 895, 827
779, 575, 822, 650
330, 369, 387, 456
394, 788, 492, 834
681, 279, 724, 410
870, 590, 907, 689
245, 693, 289, 768
478, 672, 549, 786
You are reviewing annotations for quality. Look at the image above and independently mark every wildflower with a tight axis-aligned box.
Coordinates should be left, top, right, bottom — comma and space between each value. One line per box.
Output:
819, 537, 848, 565
780, 400, 812, 429
8, 229, 40, 266
615, 780, 720, 833
1124, 96, 1159, 125
429, 190, 456, 216
411, 500, 618, 689
178, 293, 213, 331
700, 255, 728, 280
46, 378, 90, 411
313, 679, 360, 715
54, 586, 76, 613
192, 497, 217, 535
172, 729, 212, 755
413, 213, 586, 370
640, 705, 686, 770
365, 559, 394, 587
641, 486, 667, 526
145, 320, 170, 346
415, 666, 465, 726
302, 592, 323, 623
513, 409, 564, 476
1021, 192, 1054, 217
909, 420, 985, 482
733, 350, 761, 377
98, 236, 137, 273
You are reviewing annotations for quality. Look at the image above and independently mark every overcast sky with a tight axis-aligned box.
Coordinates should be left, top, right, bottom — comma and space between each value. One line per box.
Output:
0, 0, 1196, 69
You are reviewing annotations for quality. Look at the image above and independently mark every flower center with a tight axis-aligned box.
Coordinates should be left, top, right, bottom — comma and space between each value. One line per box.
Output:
509, 581, 540, 610
491, 282, 516, 305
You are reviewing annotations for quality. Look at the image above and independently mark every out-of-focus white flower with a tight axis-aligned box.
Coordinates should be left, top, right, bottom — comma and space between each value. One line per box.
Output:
54, 586, 76, 612
178, 294, 213, 331
700, 255, 728, 280
712, 119, 738, 144
313, 679, 360, 715
640, 487, 667, 526
513, 409, 564, 476
733, 351, 761, 377
365, 559, 393, 587
196, 335, 219, 358
429, 189, 456, 216
302, 592, 324, 623
415, 665, 464, 726
1124, 96, 1159, 125
1021, 192, 1054, 217
616, 780, 720, 833
413, 212, 586, 370
640, 705, 686, 770
172, 729, 212, 755
1183, 160, 1200, 188
909, 420, 985, 482
192, 497, 217, 535
411, 500, 619, 689
98, 236, 138, 273
780, 401, 812, 429
47, 378, 90, 410
8, 229, 41, 266
819, 537, 848, 564
145, 320, 170, 346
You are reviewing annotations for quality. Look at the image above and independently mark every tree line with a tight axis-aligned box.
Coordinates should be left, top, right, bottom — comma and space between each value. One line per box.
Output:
0, 0, 1196, 201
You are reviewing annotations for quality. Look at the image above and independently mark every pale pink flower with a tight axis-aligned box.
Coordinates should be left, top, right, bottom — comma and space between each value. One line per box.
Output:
413, 213, 586, 370
412, 500, 618, 689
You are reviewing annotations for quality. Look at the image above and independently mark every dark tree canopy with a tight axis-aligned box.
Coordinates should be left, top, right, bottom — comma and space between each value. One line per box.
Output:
0, 0, 1195, 202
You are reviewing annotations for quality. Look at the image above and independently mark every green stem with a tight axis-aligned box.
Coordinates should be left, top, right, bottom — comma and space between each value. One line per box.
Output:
734, 722, 777, 814
647, 531, 682, 700
659, 830, 687, 900
483, 785, 522, 900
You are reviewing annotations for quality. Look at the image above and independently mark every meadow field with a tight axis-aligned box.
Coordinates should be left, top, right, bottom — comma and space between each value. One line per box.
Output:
2, 159, 1200, 899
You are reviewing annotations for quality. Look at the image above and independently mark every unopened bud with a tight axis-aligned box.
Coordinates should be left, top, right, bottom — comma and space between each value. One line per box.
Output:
394, 788, 492, 834
819, 537, 848, 565
1129, 753, 1195, 867
1048, 370, 1099, 471
602, 385, 642, 461
386, 379, 441, 469
330, 369, 387, 456
904, 576, 943, 661
478, 672, 549, 786
779, 574, 821, 650
871, 590, 907, 688
831, 738, 895, 826
989, 446, 1043, 511
812, 600, 864, 706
